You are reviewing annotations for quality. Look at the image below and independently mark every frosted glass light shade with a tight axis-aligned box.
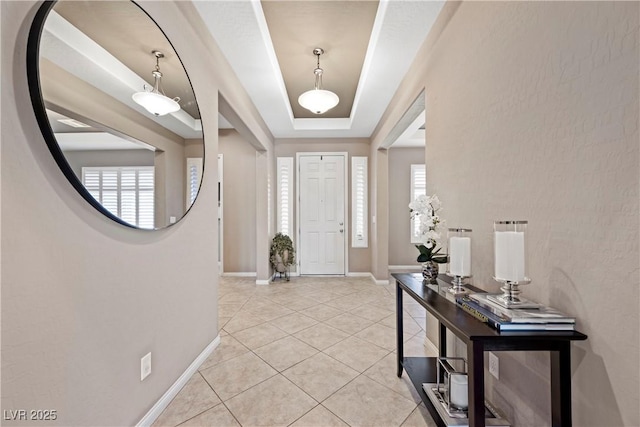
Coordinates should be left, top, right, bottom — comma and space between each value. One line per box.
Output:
298, 89, 339, 114
132, 91, 180, 116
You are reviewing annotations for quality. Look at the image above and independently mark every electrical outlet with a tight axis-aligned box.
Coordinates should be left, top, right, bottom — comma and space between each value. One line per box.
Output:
489, 352, 499, 380
141, 352, 152, 381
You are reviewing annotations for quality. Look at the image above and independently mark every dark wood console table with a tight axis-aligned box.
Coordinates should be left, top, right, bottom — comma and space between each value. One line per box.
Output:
393, 273, 588, 427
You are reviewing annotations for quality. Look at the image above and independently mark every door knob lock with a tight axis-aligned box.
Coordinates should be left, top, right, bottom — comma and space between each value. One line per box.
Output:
339, 229, 344, 233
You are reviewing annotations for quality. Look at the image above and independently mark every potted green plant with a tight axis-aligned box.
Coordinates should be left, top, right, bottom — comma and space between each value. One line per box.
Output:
269, 233, 296, 281
409, 194, 447, 281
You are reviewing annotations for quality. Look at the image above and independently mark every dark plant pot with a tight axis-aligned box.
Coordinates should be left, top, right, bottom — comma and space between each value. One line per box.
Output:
275, 250, 289, 272
275, 250, 290, 281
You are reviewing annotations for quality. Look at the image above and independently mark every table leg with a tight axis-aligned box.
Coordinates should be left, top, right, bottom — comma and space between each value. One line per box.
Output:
439, 323, 447, 358
551, 341, 572, 427
396, 281, 404, 377
467, 341, 486, 427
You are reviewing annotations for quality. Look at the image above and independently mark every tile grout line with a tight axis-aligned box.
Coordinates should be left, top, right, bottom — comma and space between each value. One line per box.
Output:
213, 276, 431, 426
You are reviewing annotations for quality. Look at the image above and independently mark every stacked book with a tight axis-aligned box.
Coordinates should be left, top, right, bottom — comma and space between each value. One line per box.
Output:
456, 293, 575, 331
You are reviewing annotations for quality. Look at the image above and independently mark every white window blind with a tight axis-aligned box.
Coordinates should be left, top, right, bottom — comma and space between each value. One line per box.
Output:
82, 166, 154, 229
351, 156, 368, 248
410, 164, 426, 243
276, 157, 293, 237
186, 157, 203, 208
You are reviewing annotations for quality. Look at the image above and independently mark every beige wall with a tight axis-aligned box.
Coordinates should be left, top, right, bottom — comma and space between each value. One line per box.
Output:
64, 149, 155, 178
219, 129, 257, 273
185, 139, 204, 158
388, 147, 425, 266
1, 2, 218, 425
1, 0, 274, 425
275, 138, 371, 273
369, 146, 389, 281
378, 1, 639, 426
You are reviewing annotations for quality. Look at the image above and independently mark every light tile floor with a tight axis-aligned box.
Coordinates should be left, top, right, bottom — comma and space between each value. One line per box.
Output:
153, 276, 438, 427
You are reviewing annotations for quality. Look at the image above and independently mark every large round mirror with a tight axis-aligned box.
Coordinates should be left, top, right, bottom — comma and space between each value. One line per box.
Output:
27, 0, 204, 229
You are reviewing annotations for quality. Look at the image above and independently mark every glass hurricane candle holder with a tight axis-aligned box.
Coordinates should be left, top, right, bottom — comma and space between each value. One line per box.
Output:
446, 228, 472, 294
489, 220, 538, 308
437, 357, 468, 413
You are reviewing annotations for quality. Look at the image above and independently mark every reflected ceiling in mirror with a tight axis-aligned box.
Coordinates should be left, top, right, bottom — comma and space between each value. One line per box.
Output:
28, 0, 204, 229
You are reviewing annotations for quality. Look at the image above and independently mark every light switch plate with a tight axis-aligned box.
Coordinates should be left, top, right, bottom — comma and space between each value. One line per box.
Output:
141, 352, 152, 381
489, 352, 499, 380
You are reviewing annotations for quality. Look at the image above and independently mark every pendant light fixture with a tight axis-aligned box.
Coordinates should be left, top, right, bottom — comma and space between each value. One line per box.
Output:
298, 48, 339, 115
132, 50, 181, 117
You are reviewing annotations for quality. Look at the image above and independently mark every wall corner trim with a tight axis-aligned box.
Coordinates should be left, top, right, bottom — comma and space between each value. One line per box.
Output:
256, 279, 271, 285
136, 335, 221, 427
221, 272, 257, 277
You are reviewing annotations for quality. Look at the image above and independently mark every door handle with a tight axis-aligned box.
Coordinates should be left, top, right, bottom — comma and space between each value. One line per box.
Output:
339, 222, 344, 226
339, 229, 344, 233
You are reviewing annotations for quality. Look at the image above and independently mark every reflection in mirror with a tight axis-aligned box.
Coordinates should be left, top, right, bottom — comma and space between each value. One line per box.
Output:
29, 0, 204, 229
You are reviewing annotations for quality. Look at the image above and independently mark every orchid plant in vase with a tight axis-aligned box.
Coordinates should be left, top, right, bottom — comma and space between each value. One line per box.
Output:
409, 194, 447, 280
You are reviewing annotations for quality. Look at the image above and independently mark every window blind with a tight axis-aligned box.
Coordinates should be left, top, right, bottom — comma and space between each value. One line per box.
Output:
82, 166, 154, 229
186, 157, 203, 208
276, 157, 293, 237
351, 156, 368, 248
410, 164, 426, 243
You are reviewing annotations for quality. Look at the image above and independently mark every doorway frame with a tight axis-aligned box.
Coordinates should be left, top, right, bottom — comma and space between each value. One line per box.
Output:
295, 151, 349, 275
218, 153, 224, 275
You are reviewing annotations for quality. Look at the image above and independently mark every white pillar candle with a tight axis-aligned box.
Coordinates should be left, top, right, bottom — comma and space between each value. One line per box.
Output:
449, 237, 471, 276
494, 231, 525, 281
450, 373, 468, 409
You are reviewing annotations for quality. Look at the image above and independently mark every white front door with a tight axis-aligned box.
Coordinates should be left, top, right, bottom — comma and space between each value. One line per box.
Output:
298, 154, 346, 275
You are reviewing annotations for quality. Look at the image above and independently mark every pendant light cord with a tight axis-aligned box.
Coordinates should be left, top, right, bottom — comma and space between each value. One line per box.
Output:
313, 51, 324, 91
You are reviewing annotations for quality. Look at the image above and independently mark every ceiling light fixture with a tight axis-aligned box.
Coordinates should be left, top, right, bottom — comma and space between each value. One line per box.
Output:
298, 48, 339, 115
132, 50, 180, 117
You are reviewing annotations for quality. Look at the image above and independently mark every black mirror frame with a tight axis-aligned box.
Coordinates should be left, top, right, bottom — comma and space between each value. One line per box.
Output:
26, 0, 204, 230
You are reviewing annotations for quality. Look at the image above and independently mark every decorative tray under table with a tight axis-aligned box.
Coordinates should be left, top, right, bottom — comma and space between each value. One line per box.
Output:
422, 383, 511, 427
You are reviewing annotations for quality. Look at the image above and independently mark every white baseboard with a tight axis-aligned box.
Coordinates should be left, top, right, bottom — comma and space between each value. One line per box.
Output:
136, 335, 221, 427
347, 271, 388, 285
424, 335, 439, 356
262, 270, 390, 285
344, 271, 390, 285
221, 272, 257, 277
346, 272, 371, 277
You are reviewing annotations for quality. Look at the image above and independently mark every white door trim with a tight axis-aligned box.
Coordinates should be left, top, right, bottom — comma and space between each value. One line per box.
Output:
296, 152, 349, 275
218, 154, 224, 276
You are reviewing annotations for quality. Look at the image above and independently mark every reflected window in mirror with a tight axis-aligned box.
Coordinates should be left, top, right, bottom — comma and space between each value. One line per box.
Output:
27, 0, 204, 229
83, 166, 155, 229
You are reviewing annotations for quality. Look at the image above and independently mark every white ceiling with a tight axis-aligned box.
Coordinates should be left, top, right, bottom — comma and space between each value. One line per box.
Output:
261, 1, 379, 119
392, 112, 426, 148
41, 9, 203, 140
193, 1, 443, 139
42, 1, 439, 144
